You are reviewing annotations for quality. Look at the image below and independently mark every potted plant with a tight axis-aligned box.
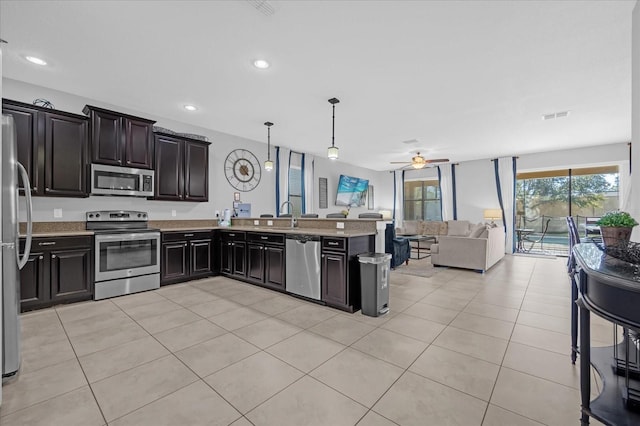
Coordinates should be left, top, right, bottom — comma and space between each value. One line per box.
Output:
596, 211, 638, 248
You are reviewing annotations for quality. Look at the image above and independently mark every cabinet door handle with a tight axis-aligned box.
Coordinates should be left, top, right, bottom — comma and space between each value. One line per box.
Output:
39, 256, 43, 260
321, 254, 325, 258
184, 244, 188, 247
39, 242, 56, 246
184, 234, 194, 237
51, 254, 56, 259
229, 233, 236, 237
261, 236, 269, 240
327, 241, 339, 246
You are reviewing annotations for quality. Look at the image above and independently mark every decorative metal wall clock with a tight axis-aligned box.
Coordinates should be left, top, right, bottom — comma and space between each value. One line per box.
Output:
224, 149, 262, 191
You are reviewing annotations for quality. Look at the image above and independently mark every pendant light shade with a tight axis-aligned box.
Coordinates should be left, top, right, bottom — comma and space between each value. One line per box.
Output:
264, 121, 274, 172
328, 97, 340, 160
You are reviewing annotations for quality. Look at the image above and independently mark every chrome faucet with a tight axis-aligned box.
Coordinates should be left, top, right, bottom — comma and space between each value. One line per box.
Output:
279, 201, 295, 228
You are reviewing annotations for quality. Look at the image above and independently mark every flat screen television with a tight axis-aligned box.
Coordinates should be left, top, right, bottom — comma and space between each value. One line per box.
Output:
335, 174, 369, 207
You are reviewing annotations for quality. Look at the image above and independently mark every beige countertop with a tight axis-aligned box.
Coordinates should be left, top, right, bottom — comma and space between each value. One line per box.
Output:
20, 219, 379, 238
216, 226, 375, 237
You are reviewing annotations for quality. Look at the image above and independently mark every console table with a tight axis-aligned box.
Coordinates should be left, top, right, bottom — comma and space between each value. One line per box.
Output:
573, 243, 640, 425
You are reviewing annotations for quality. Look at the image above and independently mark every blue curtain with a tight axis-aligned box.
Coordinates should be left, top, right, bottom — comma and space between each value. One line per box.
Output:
451, 164, 457, 220
437, 166, 443, 219
493, 159, 505, 226
392, 172, 397, 221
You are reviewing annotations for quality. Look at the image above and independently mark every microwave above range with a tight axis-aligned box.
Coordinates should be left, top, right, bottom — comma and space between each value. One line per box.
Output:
91, 164, 154, 197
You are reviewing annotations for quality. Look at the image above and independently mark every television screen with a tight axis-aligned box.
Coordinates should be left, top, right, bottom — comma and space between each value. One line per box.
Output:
335, 174, 369, 207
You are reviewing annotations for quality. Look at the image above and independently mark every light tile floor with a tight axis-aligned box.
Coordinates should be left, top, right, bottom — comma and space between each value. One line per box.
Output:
0, 255, 612, 425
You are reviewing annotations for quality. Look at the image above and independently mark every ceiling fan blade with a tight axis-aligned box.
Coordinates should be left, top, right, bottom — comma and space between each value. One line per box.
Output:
389, 161, 411, 164
424, 158, 450, 163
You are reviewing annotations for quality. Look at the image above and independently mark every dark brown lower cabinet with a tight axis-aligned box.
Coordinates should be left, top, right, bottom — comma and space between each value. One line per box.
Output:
265, 245, 285, 289
232, 241, 247, 277
321, 251, 347, 306
162, 241, 188, 283
321, 235, 375, 313
219, 231, 247, 279
246, 234, 286, 291
161, 231, 213, 285
19, 236, 93, 312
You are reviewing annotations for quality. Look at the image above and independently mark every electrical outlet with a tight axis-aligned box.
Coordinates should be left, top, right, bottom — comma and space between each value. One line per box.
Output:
53, 208, 62, 218
267, 220, 273, 226
171, 210, 177, 217
336, 222, 344, 229
254, 220, 259, 225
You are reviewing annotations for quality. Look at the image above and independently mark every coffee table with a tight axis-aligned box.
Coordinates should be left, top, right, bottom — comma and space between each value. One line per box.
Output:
403, 235, 436, 259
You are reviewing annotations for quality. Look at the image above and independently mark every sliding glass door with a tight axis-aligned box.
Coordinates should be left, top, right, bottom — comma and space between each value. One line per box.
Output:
516, 166, 618, 255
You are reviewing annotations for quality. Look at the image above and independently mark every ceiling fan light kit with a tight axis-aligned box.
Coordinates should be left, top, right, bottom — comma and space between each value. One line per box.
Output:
390, 151, 450, 169
328, 97, 340, 160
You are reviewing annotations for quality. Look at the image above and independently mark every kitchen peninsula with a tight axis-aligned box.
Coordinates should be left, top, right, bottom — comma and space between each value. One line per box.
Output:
19, 218, 379, 314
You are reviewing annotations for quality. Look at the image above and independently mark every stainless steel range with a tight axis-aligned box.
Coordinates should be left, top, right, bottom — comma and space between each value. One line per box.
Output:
87, 210, 160, 300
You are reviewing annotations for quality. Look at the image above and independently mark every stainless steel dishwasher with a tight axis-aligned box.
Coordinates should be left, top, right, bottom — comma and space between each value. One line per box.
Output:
285, 234, 321, 300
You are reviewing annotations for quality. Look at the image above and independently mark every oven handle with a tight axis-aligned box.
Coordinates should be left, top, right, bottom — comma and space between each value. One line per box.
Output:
95, 232, 161, 243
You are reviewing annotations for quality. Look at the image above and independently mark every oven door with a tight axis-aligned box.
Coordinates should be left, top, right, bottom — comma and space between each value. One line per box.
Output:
94, 232, 160, 282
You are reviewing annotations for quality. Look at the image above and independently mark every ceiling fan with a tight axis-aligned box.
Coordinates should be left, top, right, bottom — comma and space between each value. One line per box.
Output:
390, 152, 449, 169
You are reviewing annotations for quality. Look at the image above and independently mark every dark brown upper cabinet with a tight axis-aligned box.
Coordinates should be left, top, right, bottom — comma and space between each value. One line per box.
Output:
83, 105, 155, 169
154, 132, 210, 202
2, 99, 89, 197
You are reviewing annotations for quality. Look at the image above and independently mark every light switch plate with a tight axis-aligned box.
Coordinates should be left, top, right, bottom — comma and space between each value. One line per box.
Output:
267, 220, 273, 226
254, 220, 259, 225
171, 210, 177, 217
53, 208, 62, 218
336, 222, 344, 229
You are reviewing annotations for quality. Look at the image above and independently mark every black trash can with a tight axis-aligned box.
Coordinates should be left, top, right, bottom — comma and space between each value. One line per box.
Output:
358, 252, 391, 317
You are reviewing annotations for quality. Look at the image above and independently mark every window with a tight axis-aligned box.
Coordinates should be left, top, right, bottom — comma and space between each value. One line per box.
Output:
287, 152, 303, 216
404, 179, 441, 221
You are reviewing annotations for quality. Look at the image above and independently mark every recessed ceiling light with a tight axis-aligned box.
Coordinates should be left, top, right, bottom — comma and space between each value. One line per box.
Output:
253, 59, 270, 69
25, 56, 47, 66
184, 105, 197, 111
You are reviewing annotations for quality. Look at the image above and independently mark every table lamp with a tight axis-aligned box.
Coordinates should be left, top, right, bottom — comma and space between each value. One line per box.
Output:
483, 209, 502, 225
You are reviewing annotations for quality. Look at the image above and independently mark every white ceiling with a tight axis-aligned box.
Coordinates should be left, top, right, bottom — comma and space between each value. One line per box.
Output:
0, 0, 636, 171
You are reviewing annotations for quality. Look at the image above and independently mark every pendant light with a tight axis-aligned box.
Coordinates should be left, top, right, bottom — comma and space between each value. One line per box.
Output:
328, 97, 340, 160
264, 121, 274, 171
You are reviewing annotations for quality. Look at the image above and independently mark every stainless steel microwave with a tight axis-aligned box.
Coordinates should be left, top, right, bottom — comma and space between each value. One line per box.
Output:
91, 164, 154, 197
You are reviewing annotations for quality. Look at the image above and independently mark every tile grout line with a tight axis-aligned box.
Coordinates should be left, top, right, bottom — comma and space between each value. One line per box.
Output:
53, 306, 110, 426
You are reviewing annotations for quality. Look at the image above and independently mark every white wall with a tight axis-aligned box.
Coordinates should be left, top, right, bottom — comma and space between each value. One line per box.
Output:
631, 1, 640, 239
314, 158, 394, 218
4, 78, 391, 221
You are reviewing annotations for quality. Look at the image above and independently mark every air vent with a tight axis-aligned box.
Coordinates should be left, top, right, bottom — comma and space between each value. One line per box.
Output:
402, 139, 419, 145
542, 111, 571, 120
246, 0, 275, 16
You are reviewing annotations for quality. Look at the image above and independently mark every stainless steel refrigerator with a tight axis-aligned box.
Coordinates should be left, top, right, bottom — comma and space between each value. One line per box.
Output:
1, 114, 33, 381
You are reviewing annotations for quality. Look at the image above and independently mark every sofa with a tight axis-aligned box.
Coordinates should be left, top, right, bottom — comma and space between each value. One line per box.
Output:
384, 223, 411, 268
430, 223, 505, 272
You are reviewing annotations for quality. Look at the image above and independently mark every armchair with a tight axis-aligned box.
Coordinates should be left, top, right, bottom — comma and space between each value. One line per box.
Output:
385, 223, 410, 268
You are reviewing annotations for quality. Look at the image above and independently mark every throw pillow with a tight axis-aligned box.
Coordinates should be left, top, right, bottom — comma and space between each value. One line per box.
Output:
439, 221, 448, 235
404, 221, 418, 235
447, 220, 471, 236
423, 221, 441, 236
469, 223, 486, 238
